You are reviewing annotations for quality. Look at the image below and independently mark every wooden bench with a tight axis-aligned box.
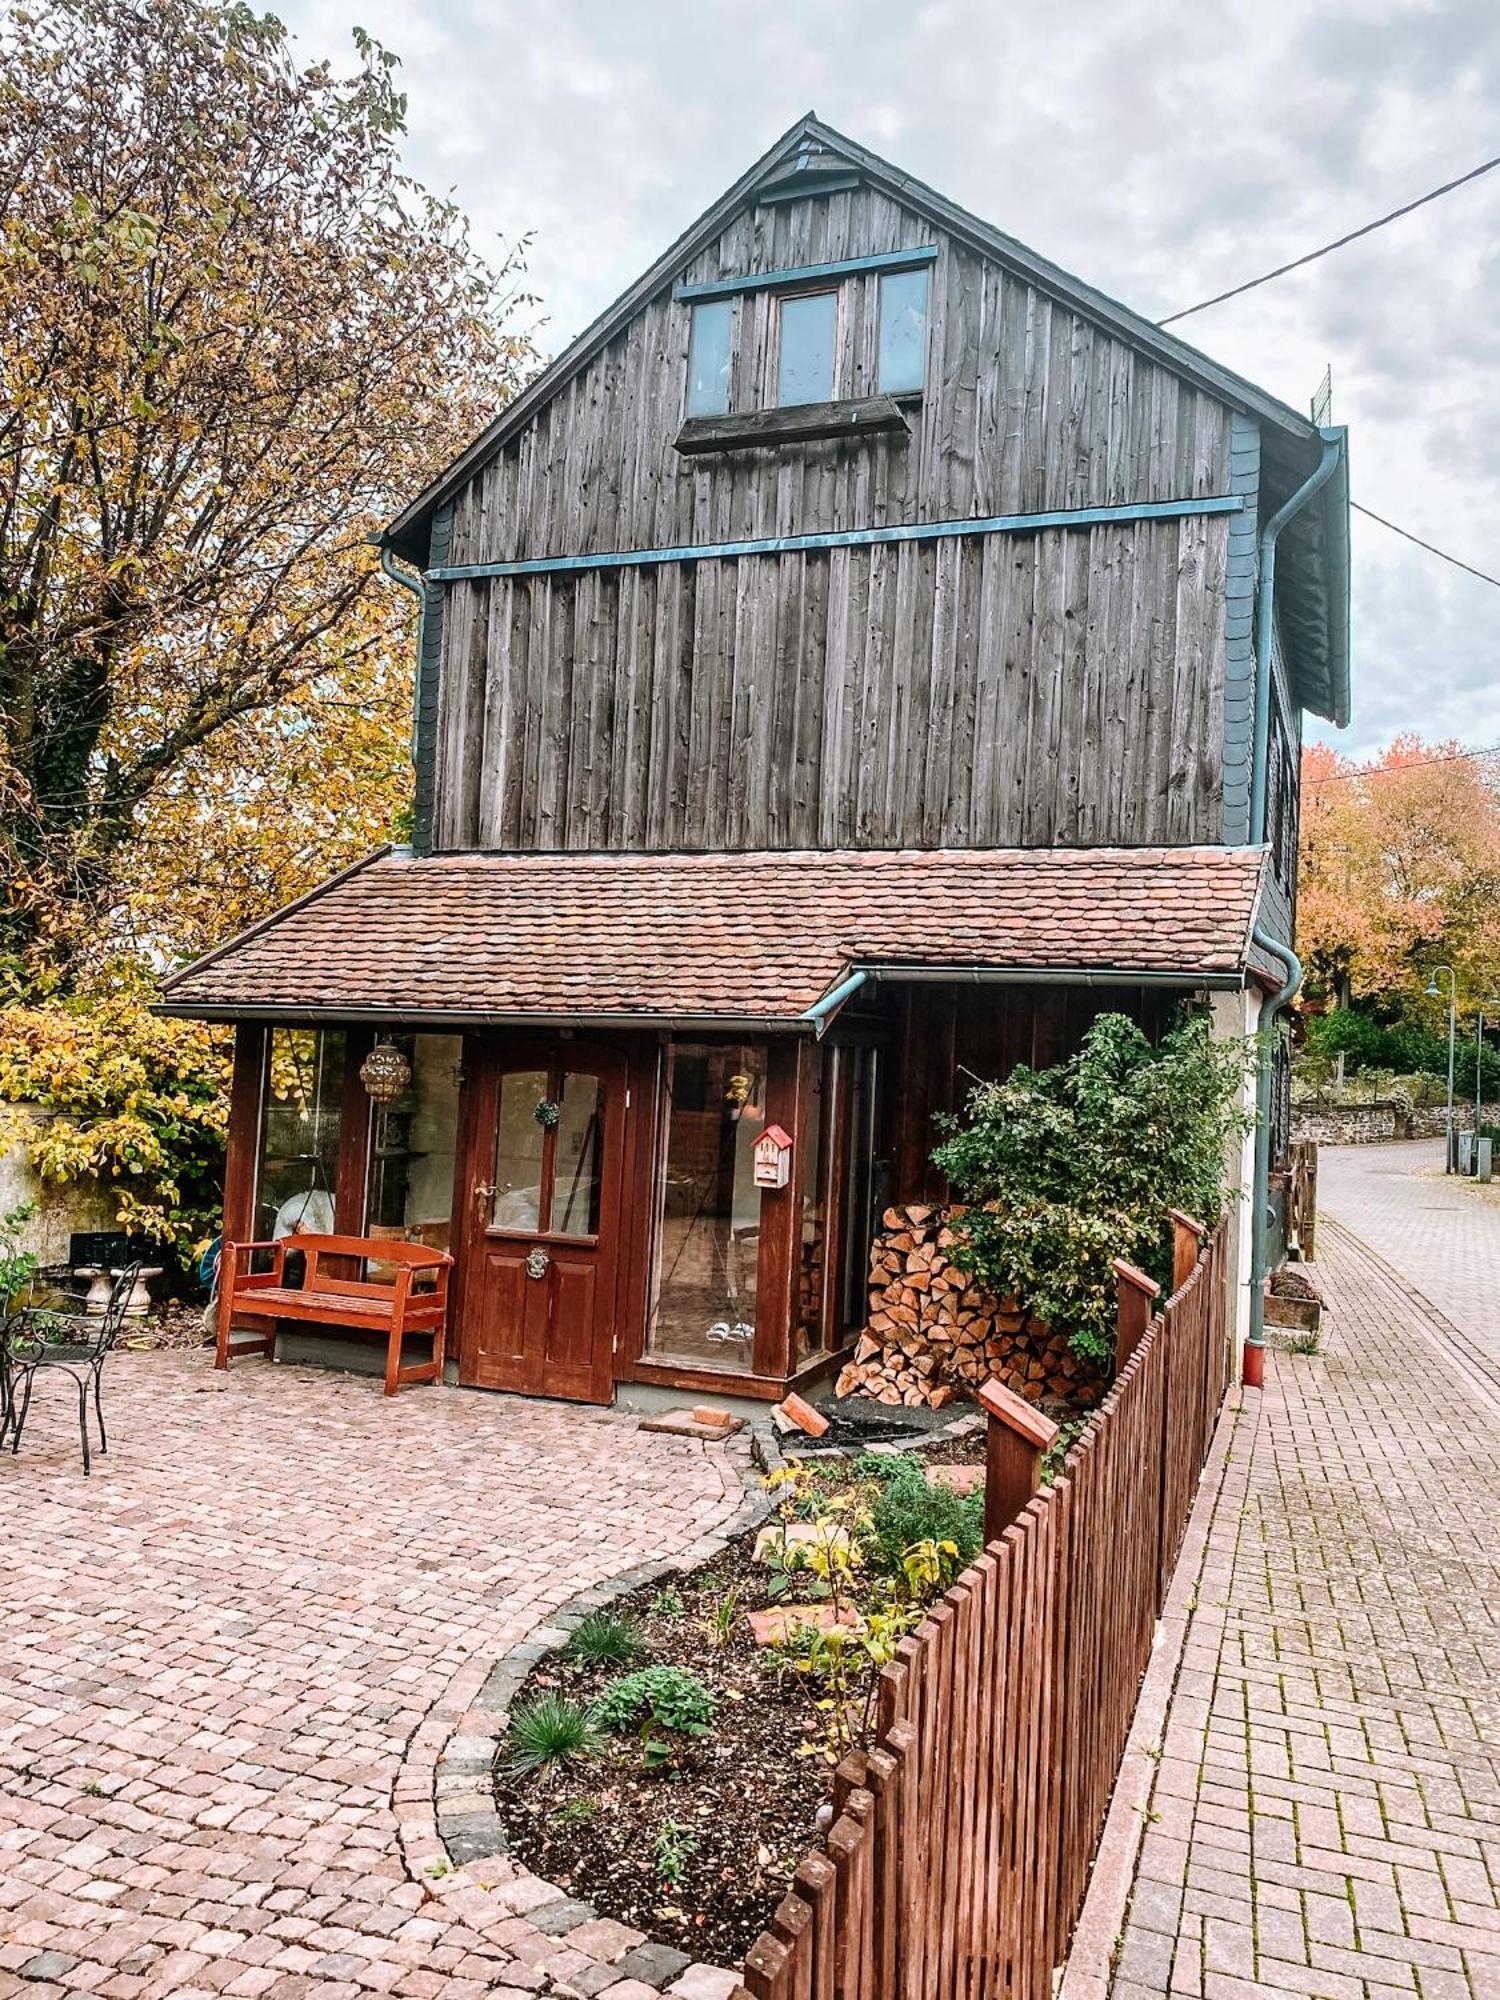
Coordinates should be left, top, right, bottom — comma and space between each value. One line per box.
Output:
216, 1234, 452, 1396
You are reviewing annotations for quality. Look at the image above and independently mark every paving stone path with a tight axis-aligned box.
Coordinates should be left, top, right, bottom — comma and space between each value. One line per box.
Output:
1111, 1164, 1500, 1999
0, 1350, 748, 1999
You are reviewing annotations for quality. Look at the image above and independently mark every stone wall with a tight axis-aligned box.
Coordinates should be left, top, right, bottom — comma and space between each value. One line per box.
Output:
1293, 1099, 1500, 1145
835, 1203, 1104, 1411
0, 1105, 117, 1264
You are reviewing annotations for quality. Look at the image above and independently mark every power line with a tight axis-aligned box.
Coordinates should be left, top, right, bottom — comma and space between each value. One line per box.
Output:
1306, 742, 1500, 785
1158, 151, 1500, 325
1351, 502, 1500, 591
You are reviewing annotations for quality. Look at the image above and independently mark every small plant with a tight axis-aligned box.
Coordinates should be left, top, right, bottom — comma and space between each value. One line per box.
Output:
648, 1586, 685, 1620
595, 1666, 715, 1770
866, 1457, 983, 1580
653, 1818, 699, 1888
565, 1609, 647, 1666
1279, 1328, 1321, 1356
550, 1796, 599, 1829
0, 1201, 39, 1312
898, 1536, 961, 1604
503, 1695, 601, 1778
702, 1585, 740, 1648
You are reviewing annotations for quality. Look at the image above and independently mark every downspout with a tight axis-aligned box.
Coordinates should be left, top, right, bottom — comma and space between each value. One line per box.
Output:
1250, 431, 1342, 843
801, 968, 868, 1038
378, 545, 426, 771
1245, 924, 1302, 1387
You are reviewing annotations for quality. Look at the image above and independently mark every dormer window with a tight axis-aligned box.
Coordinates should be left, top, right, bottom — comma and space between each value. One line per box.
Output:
776, 291, 838, 406
686, 300, 733, 416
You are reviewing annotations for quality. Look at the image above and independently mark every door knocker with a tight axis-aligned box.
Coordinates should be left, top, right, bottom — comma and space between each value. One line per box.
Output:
525, 1247, 550, 1280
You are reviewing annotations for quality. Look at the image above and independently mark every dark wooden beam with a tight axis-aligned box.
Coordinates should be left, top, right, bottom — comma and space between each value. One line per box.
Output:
673, 395, 910, 458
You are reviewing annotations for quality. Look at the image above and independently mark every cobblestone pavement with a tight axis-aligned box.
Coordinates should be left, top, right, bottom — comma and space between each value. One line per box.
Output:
1318, 1140, 1500, 1389
0, 1351, 747, 1999
1110, 1216, 1500, 1998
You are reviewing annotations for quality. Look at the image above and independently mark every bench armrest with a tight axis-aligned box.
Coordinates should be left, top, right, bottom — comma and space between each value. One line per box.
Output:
224, 1239, 286, 1284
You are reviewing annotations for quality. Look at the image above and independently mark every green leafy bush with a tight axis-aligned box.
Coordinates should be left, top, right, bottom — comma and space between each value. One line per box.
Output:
564, 1610, 647, 1666
1302, 1008, 1500, 1099
933, 1011, 1251, 1370
0, 1200, 39, 1310
503, 1695, 601, 1777
864, 1457, 983, 1580
594, 1666, 715, 1767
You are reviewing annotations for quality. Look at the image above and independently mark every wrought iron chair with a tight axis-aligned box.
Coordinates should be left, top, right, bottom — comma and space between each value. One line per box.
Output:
2, 1261, 143, 1475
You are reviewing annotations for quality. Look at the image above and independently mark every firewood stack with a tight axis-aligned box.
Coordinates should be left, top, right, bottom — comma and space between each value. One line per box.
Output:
835, 1204, 1102, 1410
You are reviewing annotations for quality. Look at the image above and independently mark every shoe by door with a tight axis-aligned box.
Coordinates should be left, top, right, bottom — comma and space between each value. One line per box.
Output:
457, 1039, 626, 1403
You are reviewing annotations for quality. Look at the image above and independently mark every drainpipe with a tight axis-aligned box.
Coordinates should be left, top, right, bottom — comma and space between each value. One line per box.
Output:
1250, 431, 1343, 845
1245, 924, 1302, 1387
378, 545, 426, 765
801, 969, 868, 1038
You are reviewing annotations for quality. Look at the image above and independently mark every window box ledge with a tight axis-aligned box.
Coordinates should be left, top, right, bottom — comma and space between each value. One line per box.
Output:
673, 394, 913, 457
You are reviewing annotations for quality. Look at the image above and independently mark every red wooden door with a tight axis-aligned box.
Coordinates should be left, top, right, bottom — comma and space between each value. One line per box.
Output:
457, 1040, 626, 1403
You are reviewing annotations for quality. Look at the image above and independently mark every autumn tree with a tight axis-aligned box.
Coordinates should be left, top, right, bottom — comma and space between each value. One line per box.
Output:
1298, 736, 1500, 1011
0, 0, 536, 987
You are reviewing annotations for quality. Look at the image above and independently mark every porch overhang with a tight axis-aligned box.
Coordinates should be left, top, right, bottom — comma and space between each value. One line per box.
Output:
158, 844, 1271, 1030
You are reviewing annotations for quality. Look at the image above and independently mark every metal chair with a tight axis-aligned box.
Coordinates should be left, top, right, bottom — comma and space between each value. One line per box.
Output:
2, 1261, 143, 1474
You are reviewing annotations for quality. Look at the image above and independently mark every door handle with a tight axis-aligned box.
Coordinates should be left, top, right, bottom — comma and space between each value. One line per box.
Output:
474, 1181, 498, 1203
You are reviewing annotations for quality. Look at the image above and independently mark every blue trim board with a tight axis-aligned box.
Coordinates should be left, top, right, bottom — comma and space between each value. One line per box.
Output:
1220, 414, 1261, 848
428, 494, 1245, 585
675, 245, 939, 303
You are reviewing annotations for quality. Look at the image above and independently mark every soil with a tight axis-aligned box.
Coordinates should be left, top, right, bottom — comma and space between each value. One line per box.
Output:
1268, 1267, 1322, 1303
492, 1532, 851, 1966
119, 1300, 209, 1352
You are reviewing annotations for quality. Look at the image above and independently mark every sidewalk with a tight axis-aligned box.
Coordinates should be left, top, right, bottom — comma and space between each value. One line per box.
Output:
1107, 1209, 1500, 1998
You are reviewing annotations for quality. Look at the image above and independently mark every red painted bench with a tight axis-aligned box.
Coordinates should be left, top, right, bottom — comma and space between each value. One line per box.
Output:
216, 1234, 452, 1397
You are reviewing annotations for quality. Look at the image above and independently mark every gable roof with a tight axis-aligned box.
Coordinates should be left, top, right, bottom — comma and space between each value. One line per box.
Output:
157, 844, 1270, 1026
380, 113, 1350, 727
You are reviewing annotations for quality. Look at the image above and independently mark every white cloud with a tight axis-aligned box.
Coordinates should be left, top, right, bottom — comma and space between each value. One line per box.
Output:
283, 0, 1500, 758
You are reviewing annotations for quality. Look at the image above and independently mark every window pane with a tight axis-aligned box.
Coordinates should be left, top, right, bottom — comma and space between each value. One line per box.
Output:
877, 269, 927, 393
649, 1042, 768, 1371
551, 1072, 602, 1238
366, 1034, 461, 1253
686, 300, 732, 416
797, 1056, 826, 1360
492, 1069, 548, 1230
777, 292, 836, 406
257, 1028, 345, 1238
840, 1048, 881, 1332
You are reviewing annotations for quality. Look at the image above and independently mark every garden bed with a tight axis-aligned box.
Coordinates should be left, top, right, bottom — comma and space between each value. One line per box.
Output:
491, 1445, 992, 1964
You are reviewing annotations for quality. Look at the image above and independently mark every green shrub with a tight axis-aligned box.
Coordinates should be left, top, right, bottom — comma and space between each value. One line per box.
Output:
933, 1011, 1251, 1369
1303, 1008, 1500, 1098
594, 1666, 715, 1767
564, 1610, 646, 1666
503, 1695, 601, 1777
866, 1457, 983, 1580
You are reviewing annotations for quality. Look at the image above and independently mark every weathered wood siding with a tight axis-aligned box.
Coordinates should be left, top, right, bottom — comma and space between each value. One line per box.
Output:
430, 182, 1241, 854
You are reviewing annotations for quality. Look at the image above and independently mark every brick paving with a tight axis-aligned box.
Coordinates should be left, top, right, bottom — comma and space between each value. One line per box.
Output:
1111, 1204, 1500, 1998
0, 1350, 748, 1999
1319, 1140, 1500, 1388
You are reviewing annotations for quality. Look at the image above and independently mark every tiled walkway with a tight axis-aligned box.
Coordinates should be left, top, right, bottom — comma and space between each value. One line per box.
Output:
1111, 1169, 1500, 1998
0, 1352, 746, 1998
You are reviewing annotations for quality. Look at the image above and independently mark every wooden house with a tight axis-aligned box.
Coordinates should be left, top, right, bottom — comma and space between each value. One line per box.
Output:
161, 116, 1350, 1408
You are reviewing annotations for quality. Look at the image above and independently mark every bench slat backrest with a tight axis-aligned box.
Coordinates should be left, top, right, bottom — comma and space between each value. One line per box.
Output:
290, 1234, 452, 1302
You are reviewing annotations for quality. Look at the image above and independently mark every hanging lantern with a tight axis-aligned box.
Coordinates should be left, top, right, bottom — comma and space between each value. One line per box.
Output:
359, 1039, 411, 1105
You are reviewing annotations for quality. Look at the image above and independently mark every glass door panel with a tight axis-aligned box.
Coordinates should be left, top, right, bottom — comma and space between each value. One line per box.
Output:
492, 1069, 548, 1229
551, 1072, 602, 1239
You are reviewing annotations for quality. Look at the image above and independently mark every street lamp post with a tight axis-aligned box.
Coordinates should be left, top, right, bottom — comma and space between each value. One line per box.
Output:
1476, 1002, 1499, 1160
1425, 966, 1458, 1171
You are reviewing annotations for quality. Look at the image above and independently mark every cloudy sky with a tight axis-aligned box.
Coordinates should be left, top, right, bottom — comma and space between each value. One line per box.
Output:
286, 0, 1500, 761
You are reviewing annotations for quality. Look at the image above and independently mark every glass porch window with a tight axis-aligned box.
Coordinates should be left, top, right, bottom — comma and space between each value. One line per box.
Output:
364, 1033, 462, 1252
649, 1042, 768, 1371
839, 1046, 881, 1334
796, 1057, 826, 1359
776, 291, 837, 405
255, 1027, 346, 1238
489, 1064, 603, 1239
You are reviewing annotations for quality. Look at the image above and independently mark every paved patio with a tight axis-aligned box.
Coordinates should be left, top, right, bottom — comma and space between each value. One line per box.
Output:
0, 1350, 748, 1998
1109, 1160, 1500, 1999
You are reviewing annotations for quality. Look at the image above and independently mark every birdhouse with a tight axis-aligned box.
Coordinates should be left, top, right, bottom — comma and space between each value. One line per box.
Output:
752, 1123, 793, 1189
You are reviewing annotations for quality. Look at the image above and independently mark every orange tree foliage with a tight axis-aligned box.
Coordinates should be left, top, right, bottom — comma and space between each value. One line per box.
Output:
0, 0, 537, 985
1298, 737, 1500, 1008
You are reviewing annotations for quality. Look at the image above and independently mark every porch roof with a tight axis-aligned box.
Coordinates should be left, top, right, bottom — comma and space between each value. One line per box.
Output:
159, 845, 1270, 1029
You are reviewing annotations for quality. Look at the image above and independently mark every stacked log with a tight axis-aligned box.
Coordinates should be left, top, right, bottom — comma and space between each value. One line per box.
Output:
835, 1204, 1103, 1411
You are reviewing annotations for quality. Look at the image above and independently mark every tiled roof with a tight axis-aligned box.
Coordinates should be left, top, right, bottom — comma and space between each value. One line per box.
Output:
159, 846, 1268, 1023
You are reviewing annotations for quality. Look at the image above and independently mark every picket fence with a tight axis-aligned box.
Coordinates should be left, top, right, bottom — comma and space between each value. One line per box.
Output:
736, 1218, 1233, 2000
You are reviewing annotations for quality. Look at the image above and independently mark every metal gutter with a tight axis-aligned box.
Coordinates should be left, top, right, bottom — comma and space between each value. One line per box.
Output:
1245, 923, 1302, 1381
851, 963, 1248, 991
801, 969, 869, 1037
1251, 429, 1344, 843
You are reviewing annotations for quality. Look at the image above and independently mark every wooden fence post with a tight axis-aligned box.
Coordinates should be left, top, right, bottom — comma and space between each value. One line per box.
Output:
1112, 1260, 1161, 1374
1167, 1209, 1207, 1294
978, 1378, 1060, 1543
